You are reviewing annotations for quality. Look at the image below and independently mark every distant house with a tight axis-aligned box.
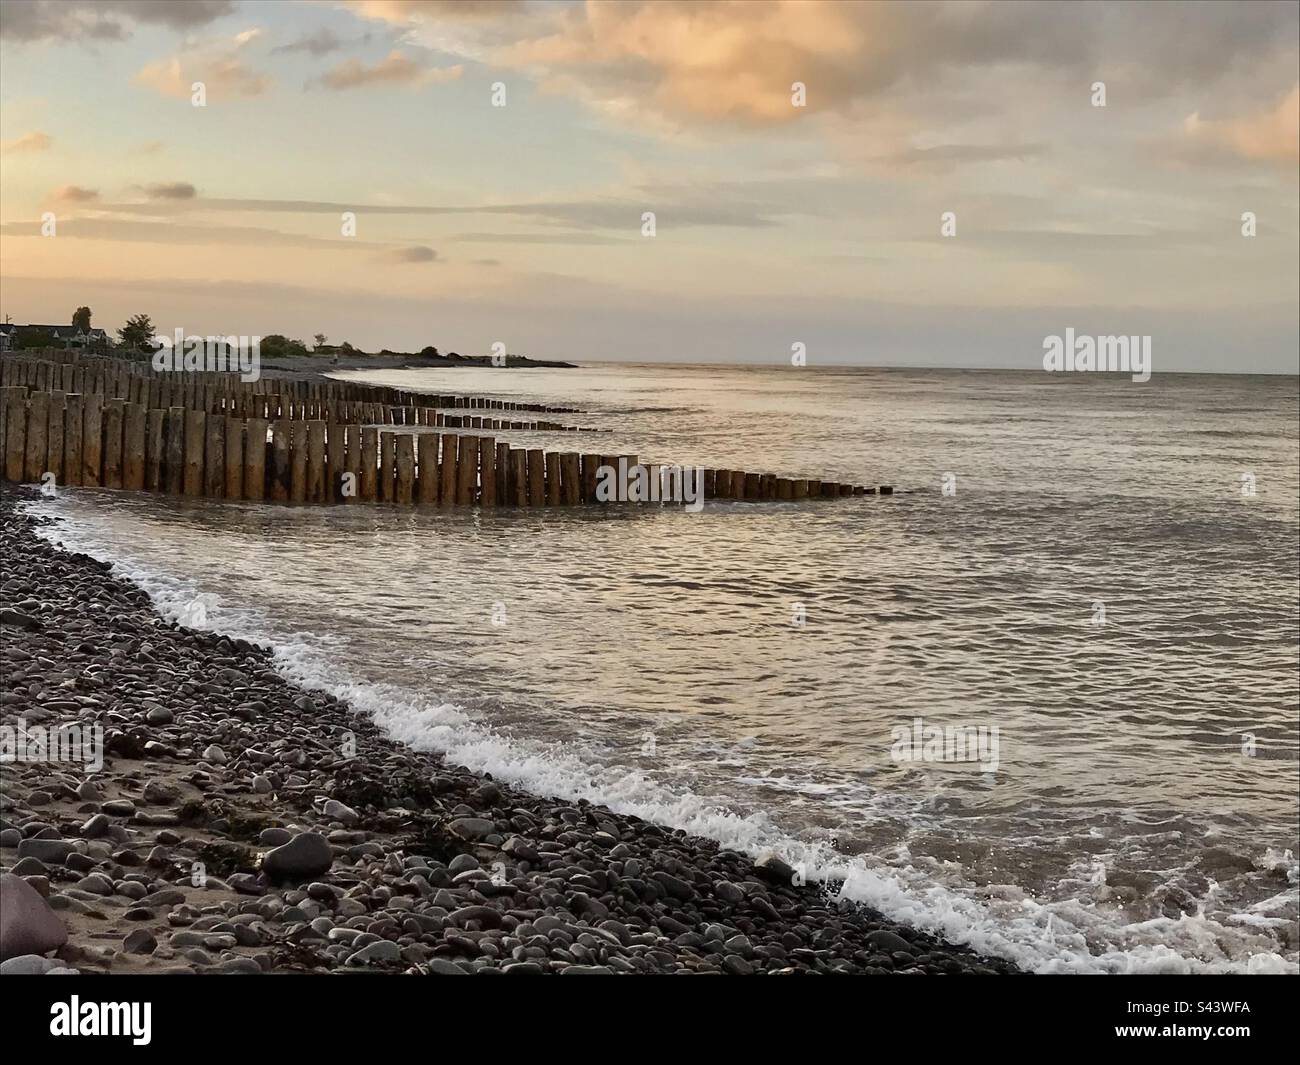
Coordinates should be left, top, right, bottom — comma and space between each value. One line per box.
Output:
0, 324, 15, 352
8, 324, 110, 350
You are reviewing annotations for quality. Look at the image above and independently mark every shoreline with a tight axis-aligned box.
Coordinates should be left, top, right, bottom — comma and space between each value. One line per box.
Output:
0, 484, 1020, 975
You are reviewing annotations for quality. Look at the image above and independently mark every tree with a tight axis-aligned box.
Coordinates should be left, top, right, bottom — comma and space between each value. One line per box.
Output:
72, 306, 92, 332
117, 314, 155, 350
419, 346, 440, 358
314, 333, 327, 350
259, 335, 310, 359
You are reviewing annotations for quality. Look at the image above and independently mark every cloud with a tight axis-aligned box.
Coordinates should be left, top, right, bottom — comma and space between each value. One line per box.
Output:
0, 217, 365, 250
1183, 83, 1300, 164
316, 50, 463, 90
0, 0, 235, 43
233, 28, 263, 47
1, 130, 52, 154
379, 245, 438, 263
141, 182, 197, 200
341, 0, 1299, 142
81, 192, 782, 230
136, 53, 270, 101
272, 27, 347, 57
50, 185, 99, 202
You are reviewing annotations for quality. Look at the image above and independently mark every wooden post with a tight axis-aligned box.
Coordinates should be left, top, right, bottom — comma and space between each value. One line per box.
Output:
777, 477, 794, 500
439, 434, 458, 505
495, 442, 509, 503
163, 407, 185, 494
307, 420, 327, 503
197, 412, 222, 498
526, 449, 545, 507
355, 426, 375, 502
290, 420, 308, 503
142, 409, 163, 492
62, 394, 83, 487
383, 430, 400, 501
457, 434, 479, 504
326, 422, 344, 502
225, 417, 244, 500
270, 419, 291, 501
46, 391, 65, 485
0, 387, 21, 481
509, 448, 526, 506
183, 409, 205, 496
417, 434, 439, 504
123, 403, 145, 490
545, 452, 562, 506
581, 454, 600, 503
479, 436, 496, 506
244, 417, 268, 501
561, 453, 580, 505
21, 392, 48, 483
792, 479, 809, 499
395, 433, 414, 504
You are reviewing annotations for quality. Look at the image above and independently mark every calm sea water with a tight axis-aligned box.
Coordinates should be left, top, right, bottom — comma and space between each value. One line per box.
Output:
35, 363, 1300, 973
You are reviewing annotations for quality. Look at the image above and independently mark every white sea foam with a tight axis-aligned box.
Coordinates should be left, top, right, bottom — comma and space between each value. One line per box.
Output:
30, 505, 1300, 976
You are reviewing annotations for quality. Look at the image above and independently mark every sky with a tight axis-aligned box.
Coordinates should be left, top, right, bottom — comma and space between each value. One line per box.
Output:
0, 0, 1297, 372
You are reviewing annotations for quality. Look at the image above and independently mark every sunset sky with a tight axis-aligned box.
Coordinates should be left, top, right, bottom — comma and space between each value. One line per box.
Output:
1, 0, 1297, 371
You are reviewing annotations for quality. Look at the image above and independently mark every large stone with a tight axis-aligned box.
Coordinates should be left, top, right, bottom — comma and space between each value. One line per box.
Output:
16, 839, 74, 865
448, 817, 494, 841
262, 832, 333, 883
0, 873, 68, 960
753, 853, 797, 886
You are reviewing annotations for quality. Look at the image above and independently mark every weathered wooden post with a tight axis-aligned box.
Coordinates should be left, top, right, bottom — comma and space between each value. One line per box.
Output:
183, 409, 205, 496
224, 417, 244, 499
359, 427, 378, 502
545, 452, 562, 505
307, 420, 327, 503
395, 433, 414, 504
479, 436, 496, 506
511, 448, 527, 506
457, 434, 479, 504
270, 419, 291, 501
290, 420, 308, 503
495, 441, 509, 503
561, 453, 580, 505
46, 391, 65, 485
123, 402, 146, 491
63, 394, 83, 487
203, 412, 225, 498
326, 422, 344, 502
378, 430, 396, 503
244, 417, 268, 501
163, 407, 185, 494
417, 434, 439, 505
0, 387, 21, 481
580, 453, 600, 503
20, 392, 48, 484
526, 449, 545, 507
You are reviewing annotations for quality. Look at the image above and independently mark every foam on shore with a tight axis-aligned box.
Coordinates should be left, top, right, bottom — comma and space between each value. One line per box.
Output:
31, 504, 1299, 975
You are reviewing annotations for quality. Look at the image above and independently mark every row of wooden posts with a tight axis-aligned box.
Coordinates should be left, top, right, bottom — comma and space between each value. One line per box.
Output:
0, 350, 887, 506
0, 352, 597, 432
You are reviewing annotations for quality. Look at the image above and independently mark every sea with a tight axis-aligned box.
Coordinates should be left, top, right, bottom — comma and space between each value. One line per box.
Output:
32, 362, 1300, 973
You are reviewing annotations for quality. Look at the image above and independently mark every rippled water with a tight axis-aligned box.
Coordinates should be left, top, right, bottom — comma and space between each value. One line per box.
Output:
34, 364, 1300, 973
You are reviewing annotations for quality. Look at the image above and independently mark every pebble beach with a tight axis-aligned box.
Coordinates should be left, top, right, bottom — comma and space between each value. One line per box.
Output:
0, 484, 1021, 976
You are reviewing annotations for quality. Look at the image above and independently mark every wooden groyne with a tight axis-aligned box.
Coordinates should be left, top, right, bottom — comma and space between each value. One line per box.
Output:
0, 350, 890, 506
